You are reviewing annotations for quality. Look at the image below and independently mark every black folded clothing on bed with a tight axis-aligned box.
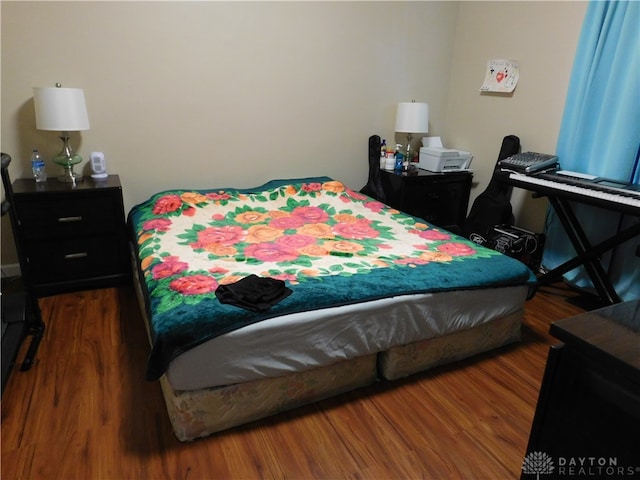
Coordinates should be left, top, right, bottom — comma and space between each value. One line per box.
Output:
215, 275, 292, 312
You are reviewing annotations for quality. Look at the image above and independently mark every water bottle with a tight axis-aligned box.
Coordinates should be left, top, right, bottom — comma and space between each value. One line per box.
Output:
31, 149, 47, 182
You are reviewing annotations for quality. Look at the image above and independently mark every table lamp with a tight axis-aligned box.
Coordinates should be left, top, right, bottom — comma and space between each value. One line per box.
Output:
33, 84, 90, 183
395, 101, 429, 166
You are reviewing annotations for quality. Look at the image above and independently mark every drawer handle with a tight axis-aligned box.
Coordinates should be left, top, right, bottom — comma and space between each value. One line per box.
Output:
58, 216, 83, 223
64, 252, 88, 260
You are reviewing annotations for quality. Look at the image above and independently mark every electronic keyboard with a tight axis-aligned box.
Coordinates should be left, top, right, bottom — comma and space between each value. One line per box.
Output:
508, 171, 640, 214
498, 168, 640, 306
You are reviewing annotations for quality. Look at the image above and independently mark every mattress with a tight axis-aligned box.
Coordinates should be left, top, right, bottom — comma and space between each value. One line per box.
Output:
165, 285, 528, 391
128, 177, 536, 383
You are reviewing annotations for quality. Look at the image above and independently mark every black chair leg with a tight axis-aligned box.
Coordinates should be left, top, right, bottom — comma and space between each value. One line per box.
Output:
19, 294, 45, 372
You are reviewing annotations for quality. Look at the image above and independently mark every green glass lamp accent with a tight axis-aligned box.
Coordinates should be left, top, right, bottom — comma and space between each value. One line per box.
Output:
52, 132, 84, 183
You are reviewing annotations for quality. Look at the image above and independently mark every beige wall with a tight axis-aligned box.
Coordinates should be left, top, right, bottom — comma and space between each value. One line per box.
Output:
1, 1, 586, 271
445, 1, 587, 231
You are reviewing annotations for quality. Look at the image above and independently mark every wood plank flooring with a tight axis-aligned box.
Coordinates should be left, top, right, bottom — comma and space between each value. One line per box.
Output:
1, 283, 586, 480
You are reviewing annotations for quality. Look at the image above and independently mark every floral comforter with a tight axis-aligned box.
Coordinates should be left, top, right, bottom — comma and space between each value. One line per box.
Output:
128, 177, 535, 380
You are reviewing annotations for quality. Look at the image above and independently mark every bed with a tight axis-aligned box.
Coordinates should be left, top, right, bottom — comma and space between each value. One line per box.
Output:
128, 176, 536, 441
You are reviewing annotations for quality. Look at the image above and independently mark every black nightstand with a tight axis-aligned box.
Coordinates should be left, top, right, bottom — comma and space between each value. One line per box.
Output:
10, 175, 131, 297
377, 168, 473, 231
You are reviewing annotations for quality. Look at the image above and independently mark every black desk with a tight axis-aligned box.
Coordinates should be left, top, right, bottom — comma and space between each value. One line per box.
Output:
497, 170, 640, 305
522, 300, 640, 479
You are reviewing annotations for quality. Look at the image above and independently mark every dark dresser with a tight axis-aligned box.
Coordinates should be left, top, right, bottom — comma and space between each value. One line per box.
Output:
522, 300, 640, 479
11, 175, 131, 297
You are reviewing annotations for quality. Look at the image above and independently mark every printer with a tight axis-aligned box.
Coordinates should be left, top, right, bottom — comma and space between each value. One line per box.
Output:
418, 147, 473, 172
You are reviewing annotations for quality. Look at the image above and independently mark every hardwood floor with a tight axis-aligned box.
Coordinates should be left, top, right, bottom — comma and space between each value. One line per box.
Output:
1, 283, 586, 480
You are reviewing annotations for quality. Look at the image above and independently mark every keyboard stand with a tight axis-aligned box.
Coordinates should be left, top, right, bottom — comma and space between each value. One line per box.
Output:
542, 195, 640, 304
498, 171, 640, 305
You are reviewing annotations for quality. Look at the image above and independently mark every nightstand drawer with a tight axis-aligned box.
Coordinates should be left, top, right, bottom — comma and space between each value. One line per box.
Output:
24, 235, 127, 284
17, 196, 119, 239
377, 169, 473, 230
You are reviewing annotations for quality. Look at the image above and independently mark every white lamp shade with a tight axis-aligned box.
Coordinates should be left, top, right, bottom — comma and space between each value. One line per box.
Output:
33, 87, 90, 131
394, 102, 429, 134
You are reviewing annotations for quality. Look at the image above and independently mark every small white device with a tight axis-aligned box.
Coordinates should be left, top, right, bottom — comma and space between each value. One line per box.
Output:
418, 147, 473, 172
90, 151, 107, 179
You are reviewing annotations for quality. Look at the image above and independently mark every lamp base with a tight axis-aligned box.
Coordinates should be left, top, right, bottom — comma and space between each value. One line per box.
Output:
53, 150, 83, 184
57, 165, 83, 184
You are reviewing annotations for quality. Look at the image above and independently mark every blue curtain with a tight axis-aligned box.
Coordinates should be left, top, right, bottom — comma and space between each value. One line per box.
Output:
542, 0, 640, 301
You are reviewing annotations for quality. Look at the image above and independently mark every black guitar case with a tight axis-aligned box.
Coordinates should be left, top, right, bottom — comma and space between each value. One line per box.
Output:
462, 135, 520, 239
360, 135, 386, 203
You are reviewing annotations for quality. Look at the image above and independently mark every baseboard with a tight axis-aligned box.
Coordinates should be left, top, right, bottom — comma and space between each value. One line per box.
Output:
1, 263, 21, 278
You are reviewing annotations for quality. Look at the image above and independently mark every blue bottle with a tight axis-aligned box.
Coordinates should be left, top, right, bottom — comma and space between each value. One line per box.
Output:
394, 149, 404, 172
